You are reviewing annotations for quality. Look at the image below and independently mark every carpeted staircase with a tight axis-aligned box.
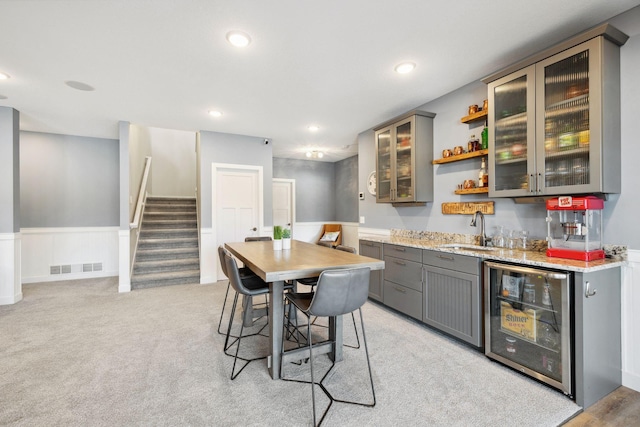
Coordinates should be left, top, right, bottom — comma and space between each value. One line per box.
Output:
131, 197, 200, 289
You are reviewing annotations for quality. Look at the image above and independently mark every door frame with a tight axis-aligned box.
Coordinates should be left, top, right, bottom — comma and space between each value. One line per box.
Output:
211, 163, 264, 281
273, 178, 296, 236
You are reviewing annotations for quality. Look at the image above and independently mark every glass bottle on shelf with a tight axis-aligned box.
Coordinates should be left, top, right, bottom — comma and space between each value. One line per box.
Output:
478, 157, 487, 188
481, 124, 488, 150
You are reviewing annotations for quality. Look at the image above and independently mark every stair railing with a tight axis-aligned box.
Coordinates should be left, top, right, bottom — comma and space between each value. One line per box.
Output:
130, 156, 152, 230
129, 156, 152, 278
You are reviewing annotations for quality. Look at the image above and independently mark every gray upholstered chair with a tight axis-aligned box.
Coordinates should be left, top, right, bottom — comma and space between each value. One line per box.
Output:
282, 267, 376, 426
297, 245, 361, 349
221, 247, 272, 380
217, 236, 273, 336
216, 245, 262, 336
244, 236, 272, 242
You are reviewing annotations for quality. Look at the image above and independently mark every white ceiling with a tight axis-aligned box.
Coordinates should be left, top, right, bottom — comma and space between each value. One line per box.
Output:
1, 0, 639, 162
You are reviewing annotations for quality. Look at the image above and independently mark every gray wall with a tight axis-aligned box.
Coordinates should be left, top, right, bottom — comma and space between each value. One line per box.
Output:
358, 13, 640, 248
335, 155, 358, 223
0, 107, 20, 232
604, 12, 640, 248
20, 131, 119, 227
199, 131, 273, 228
273, 157, 335, 222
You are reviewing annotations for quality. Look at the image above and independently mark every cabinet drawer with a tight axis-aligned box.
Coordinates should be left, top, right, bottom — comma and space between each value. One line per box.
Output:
422, 250, 480, 275
384, 255, 422, 292
385, 244, 422, 262
383, 281, 422, 320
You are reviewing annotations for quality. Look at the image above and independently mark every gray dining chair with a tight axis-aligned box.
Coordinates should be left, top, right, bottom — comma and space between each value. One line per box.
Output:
296, 245, 361, 349
281, 267, 376, 426
216, 244, 262, 336
221, 247, 272, 380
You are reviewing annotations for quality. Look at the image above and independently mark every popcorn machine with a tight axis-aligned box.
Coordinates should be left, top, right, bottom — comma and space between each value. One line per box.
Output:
546, 196, 604, 261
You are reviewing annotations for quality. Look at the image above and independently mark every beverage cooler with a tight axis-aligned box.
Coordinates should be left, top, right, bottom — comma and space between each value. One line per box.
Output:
484, 261, 573, 398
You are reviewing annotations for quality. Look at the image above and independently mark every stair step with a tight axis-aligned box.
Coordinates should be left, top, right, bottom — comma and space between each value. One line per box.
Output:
136, 247, 199, 261
143, 212, 196, 221
139, 229, 198, 239
144, 205, 196, 213
138, 237, 198, 250
142, 219, 197, 229
146, 197, 196, 204
133, 258, 200, 274
131, 270, 201, 290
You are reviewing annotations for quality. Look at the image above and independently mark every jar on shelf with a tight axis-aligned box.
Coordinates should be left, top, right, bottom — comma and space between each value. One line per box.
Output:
468, 135, 480, 152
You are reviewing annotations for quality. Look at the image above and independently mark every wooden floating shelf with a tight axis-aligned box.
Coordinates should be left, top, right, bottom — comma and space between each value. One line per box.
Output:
461, 110, 488, 124
433, 149, 488, 164
454, 187, 489, 195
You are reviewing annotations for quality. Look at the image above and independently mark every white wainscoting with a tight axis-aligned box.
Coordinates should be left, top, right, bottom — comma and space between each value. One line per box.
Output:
622, 250, 640, 392
200, 227, 216, 284
0, 232, 22, 305
21, 227, 119, 284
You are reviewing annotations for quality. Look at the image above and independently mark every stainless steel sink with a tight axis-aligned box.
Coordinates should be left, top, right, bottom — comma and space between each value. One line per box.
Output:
437, 243, 496, 251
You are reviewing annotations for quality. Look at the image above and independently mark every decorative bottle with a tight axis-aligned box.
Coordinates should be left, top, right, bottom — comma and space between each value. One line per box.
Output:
478, 157, 487, 188
481, 124, 489, 150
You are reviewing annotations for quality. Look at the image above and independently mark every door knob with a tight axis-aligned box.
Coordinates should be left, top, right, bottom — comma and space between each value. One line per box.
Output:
250, 227, 257, 231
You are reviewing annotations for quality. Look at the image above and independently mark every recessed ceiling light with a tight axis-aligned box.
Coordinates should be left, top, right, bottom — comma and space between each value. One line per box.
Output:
208, 110, 223, 117
0, 72, 11, 80
65, 80, 95, 91
394, 62, 416, 74
308, 125, 319, 132
226, 31, 251, 48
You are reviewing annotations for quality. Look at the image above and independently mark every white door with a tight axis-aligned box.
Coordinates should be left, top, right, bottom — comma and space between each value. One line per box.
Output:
273, 179, 295, 234
215, 166, 262, 279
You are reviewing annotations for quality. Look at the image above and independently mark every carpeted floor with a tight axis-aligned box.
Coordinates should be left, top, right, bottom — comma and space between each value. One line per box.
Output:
0, 277, 581, 426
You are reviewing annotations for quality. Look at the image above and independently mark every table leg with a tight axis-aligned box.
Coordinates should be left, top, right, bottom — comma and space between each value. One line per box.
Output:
268, 280, 284, 379
329, 314, 344, 362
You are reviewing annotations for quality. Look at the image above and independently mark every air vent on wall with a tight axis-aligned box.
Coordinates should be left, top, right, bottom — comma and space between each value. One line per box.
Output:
49, 262, 104, 275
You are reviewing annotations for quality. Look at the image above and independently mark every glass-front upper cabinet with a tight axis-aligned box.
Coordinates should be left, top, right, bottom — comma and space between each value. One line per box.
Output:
536, 42, 599, 195
376, 127, 392, 202
487, 33, 624, 198
374, 111, 435, 204
489, 65, 536, 196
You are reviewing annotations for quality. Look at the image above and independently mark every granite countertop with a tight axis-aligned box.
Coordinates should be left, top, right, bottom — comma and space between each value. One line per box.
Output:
359, 231, 626, 273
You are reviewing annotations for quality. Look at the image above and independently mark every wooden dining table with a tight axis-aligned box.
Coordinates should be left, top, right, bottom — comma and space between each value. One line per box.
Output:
224, 239, 385, 379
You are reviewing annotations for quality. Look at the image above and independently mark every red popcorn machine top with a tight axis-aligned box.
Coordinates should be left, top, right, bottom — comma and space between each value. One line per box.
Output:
546, 196, 604, 261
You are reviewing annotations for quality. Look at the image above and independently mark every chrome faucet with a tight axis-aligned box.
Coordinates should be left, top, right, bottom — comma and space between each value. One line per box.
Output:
470, 210, 490, 246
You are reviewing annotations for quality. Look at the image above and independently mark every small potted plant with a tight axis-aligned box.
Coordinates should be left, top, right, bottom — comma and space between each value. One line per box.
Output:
282, 227, 291, 250
273, 225, 283, 250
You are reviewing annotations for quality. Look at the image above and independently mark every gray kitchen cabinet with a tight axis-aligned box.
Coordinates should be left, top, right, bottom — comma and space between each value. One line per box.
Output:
422, 250, 483, 348
374, 111, 435, 204
359, 240, 383, 302
383, 244, 423, 320
483, 25, 627, 198
574, 267, 622, 409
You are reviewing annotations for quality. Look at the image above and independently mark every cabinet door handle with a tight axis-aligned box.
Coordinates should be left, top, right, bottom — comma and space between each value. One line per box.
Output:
394, 286, 406, 293
437, 255, 455, 261
537, 173, 543, 194
529, 174, 536, 193
394, 260, 406, 266
394, 247, 406, 252
585, 281, 597, 298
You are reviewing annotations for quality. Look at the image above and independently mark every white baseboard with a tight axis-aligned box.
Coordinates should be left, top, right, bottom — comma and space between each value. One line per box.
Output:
22, 271, 118, 284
